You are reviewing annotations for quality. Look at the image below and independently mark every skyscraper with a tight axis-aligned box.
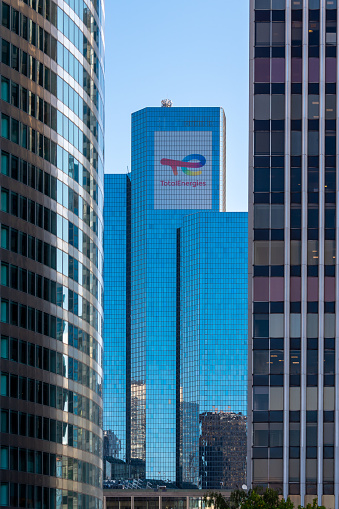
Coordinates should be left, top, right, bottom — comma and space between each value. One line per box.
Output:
249, 1, 336, 507
104, 106, 248, 489
130, 107, 225, 485
103, 174, 131, 480
180, 212, 248, 489
0, 1, 104, 507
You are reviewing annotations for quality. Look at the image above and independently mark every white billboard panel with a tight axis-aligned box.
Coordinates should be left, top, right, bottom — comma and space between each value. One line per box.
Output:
154, 131, 213, 210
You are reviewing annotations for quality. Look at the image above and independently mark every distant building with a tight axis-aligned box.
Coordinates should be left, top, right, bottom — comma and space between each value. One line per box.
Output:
199, 411, 247, 489
104, 430, 122, 460
104, 107, 247, 488
103, 174, 130, 469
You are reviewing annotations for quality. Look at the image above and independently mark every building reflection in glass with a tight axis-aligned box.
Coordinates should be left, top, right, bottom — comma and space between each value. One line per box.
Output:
103, 108, 247, 489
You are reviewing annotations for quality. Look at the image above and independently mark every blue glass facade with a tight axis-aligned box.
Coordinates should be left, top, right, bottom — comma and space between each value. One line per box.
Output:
103, 174, 130, 477
180, 212, 247, 489
103, 106, 247, 490
130, 108, 225, 485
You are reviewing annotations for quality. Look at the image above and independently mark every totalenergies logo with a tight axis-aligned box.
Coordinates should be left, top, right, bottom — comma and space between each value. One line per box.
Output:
160, 154, 206, 176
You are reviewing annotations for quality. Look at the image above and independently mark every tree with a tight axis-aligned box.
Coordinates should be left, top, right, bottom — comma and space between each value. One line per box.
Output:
298, 499, 326, 509
203, 487, 326, 509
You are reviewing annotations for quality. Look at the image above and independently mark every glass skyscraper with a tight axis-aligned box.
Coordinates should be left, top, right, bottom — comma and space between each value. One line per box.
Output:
180, 212, 247, 489
104, 106, 248, 490
130, 107, 225, 486
249, 1, 337, 507
0, 1, 104, 507
103, 174, 131, 480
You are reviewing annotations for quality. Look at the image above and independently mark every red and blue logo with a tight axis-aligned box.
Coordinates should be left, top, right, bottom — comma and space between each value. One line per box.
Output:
160, 154, 206, 176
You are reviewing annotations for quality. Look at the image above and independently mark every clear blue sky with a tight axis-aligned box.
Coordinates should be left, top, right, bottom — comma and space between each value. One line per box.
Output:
104, 0, 249, 212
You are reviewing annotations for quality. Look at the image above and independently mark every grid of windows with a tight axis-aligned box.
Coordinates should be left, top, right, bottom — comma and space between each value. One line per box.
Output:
1, 0, 104, 120
0, 407, 102, 458
0, 0, 104, 507
131, 108, 225, 484
250, 1, 337, 506
103, 107, 246, 490
0, 334, 102, 396
180, 212, 248, 489
0, 484, 101, 509
1, 150, 103, 216
103, 174, 131, 478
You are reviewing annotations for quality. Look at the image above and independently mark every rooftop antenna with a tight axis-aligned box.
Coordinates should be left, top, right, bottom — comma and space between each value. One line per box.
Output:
161, 99, 172, 108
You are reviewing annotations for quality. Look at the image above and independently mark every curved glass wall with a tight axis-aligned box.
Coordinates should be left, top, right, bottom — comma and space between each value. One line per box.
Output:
0, 0, 104, 507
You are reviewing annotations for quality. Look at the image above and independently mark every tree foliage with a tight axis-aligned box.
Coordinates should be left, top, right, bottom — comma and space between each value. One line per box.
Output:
203, 487, 326, 509
299, 499, 326, 509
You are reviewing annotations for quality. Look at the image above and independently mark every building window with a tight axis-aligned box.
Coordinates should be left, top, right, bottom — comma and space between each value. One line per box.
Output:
1, 114, 9, 139
0, 483, 8, 507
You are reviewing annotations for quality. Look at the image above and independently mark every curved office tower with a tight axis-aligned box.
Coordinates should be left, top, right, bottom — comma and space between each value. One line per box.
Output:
0, 1, 104, 508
